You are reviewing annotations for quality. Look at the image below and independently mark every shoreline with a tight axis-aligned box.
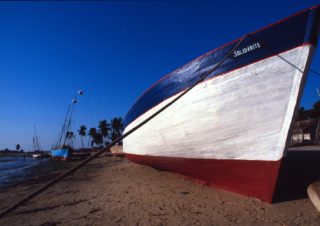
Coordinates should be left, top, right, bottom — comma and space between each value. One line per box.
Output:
0, 156, 319, 225
0, 157, 78, 189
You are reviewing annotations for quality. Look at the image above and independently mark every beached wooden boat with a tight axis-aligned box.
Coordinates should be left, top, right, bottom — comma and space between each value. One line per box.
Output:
123, 6, 320, 202
50, 90, 83, 161
50, 146, 72, 161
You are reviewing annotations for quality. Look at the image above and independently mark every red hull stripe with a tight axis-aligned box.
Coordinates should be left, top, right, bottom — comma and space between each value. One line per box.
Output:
51, 157, 68, 161
125, 153, 281, 203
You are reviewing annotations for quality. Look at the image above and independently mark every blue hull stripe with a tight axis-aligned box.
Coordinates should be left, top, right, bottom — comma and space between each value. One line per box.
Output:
124, 6, 320, 127
50, 149, 70, 159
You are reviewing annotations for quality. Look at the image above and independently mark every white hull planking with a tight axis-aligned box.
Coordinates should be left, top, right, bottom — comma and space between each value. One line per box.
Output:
124, 45, 312, 161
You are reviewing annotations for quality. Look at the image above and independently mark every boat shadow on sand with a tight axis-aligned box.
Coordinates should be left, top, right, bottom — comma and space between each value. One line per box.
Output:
273, 149, 320, 202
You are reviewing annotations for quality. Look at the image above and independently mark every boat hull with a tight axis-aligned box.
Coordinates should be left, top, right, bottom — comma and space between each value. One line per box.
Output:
123, 6, 320, 202
32, 154, 41, 158
126, 153, 281, 202
124, 45, 312, 161
50, 149, 70, 161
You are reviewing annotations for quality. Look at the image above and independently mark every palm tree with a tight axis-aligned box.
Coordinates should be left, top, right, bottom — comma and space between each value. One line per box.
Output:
98, 120, 111, 146
16, 144, 21, 152
66, 131, 75, 139
88, 127, 98, 148
94, 132, 103, 148
78, 125, 87, 148
111, 117, 124, 145
65, 131, 75, 147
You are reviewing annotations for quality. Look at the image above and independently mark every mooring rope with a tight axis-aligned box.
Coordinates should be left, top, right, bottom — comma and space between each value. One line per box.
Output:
0, 34, 248, 219
246, 33, 320, 77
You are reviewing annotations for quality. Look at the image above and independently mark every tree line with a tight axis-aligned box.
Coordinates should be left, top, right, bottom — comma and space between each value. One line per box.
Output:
298, 100, 320, 121
78, 117, 124, 148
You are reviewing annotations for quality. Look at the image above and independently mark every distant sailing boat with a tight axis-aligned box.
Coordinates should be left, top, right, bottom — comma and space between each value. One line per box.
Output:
32, 125, 42, 158
50, 90, 83, 161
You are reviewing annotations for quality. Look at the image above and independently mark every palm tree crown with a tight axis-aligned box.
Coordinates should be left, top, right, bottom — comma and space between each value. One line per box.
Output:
78, 125, 87, 148
98, 120, 111, 146
111, 117, 124, 144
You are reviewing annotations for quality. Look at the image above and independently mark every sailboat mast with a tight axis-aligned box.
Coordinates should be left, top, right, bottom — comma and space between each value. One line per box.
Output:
58, 90, 83, 148
33, 125, 41, 151
32, 136, 36, 151
57, 104, 72, 147
63, 101, 76, 145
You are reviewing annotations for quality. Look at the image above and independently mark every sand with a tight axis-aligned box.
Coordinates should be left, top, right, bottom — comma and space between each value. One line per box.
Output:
0, 156, 320, 226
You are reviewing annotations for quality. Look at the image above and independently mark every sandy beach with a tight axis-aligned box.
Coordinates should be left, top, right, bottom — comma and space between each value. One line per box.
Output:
0, 155, 320, 226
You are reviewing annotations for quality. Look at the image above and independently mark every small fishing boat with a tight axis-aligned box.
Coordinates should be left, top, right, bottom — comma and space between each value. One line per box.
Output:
32, 153, 41, 158
123, 6, 320, 202
50, 90, 83, 161
50, 145, 72, 161
32, 125, 44, 158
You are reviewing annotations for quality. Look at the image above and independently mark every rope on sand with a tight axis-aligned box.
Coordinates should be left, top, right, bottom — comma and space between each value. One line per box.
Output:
0, 34, 249, 219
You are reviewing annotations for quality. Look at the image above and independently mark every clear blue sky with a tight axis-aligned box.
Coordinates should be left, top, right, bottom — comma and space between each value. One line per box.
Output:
0, 0, 319, 151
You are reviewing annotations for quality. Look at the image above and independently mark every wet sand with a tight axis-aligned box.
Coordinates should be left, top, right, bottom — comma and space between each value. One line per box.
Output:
0, 156, 320, 226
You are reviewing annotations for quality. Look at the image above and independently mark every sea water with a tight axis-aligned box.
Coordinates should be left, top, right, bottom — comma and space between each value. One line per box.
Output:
0, 156, 48, 187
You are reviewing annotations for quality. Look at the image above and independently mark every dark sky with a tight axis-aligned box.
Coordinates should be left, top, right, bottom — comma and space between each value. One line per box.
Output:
0, 0, 319, 150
